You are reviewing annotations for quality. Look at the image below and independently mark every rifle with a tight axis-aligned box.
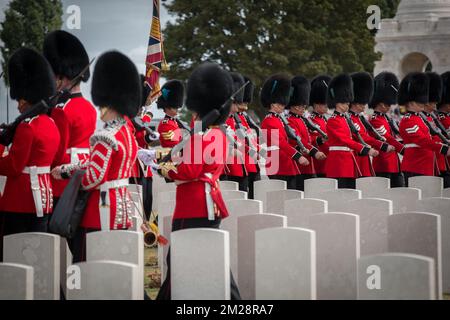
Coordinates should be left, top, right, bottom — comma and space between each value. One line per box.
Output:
358, 114, 386, 142
0, 58, 95, 146
430, 111, 450, 139
344, 113, 370, 147
385, 113, 400, 136
243, 112, 261, 137
301, 115, 328, 140
278, 112, 309, 154
175, 118, 191, 132
419, 112, 450, 145
233, 113, 258, 159
131, 116, 159, 142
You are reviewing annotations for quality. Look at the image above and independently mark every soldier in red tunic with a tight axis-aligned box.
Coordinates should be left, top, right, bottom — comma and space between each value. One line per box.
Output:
44, 31, 97, 205
369, 72, 405, 187
237, 76, 260, 198
260, 74, 309, 189
156, 62, 241, 300
398, 72, 450, 185
348, 72, 389, 177
309, 75, 331, 177
438, 71, 450, 187
287, 76, 326, 191
325, 74, 378, 189
157, 80, 185, 148
52, 51, 141, 262
0, 48, 60, 261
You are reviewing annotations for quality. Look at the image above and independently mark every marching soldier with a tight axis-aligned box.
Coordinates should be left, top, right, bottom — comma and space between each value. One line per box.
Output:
52, 51, 141, 262
369, 72, 405, 187
438, 71, 450, 187
155, 62, 241, 300
260, 74, 309, 189
349, 72, 389, 177
309, 75, 331, 177
287, 76, 326, 191
157, 80, 185, 148
0, 48, 60, 261
325, 74, 378, 189
44, 30, 97, 206
237, 76, 260, 198
223, 72, 248, 192
398, 72, 450, 185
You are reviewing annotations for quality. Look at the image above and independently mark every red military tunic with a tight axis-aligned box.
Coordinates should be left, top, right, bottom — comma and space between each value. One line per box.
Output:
237, 112, 259, 174
424, 112, 449, 174
166, 127, 229, 220
225, 115, 246, 177
0, 114, 60, 214
134, 111, 154, 178
62, 117, 138, 229
310, 112, 329, 175
158, 115, 182, 148
369, 111, 404, 174
349, 111, 388, 177
51, 93, 97, 197
261, 112, 301, 176
439, 111, 450, 168
287, 113, 317, 175
399, 112, 447, 176
325, 111, 369, 178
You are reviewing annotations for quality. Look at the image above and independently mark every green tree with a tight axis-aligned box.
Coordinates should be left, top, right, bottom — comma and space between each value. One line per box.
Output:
162, 0, 400, 116
0, 0, 63, 85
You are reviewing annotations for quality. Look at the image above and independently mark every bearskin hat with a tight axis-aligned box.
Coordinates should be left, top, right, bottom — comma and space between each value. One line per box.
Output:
327, 73, 354, 107
398, 72, 429, 106
185, 62, 234, 125
351, 72, 373, 105
439, 71, 450, 107
260, 74, 291, 109
91, 51, 141, 118
229, 72, 245, 104
369, 72, 399, 108
310, 75, 331, 105
287, 76, 310, 107
43, 30, 90, 82
426, 72, 443, 103
8, 48, 56, 104
242, 76, 254, 104
156, 80, 185, 109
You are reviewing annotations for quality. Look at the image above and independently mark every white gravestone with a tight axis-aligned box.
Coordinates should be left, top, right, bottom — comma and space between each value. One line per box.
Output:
379, 187, 421, 214
356, 177, 390, 198
315, 189, 361, 212
343, 198, 393, 255
0, 263, 34, 300
3, 232, 60, 300
307, 213, 360, 300
219, 180, 239, 191
66, 261, 140, 300
86, 231, 144, 299
443, 188, 450, 198
255, 227, 316, 300
388, 212, 442, 299
409, 176, 443, 198
266, 189, 303, 215
254, 180, 287, 212
60, 238, 73, 297
284, 198, 328, 228
304, 178, 337, 198
222, 190, 248, 202
171, 228, 231, 300
237, 214, 287, 300
357, 253, 436, 300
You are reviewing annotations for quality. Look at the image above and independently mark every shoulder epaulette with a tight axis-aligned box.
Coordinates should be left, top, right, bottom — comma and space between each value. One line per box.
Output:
90, 129, 119, 151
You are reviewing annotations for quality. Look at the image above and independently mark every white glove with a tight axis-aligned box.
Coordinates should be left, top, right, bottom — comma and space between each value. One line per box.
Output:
137, 148, 157, 165
147, 161, 160, 171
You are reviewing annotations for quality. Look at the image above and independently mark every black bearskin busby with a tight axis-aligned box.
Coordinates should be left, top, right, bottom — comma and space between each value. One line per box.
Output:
91, 51, 141, 118
260, 74, 291, 108
185, 62, 234, 125
8, 48, 56, 104
43, 30, 90, 82
351, 72, 373, 105
243, 76, 254, 104
310, 75, 331, 105
398, 72, 429, 106
426, 72, 443, 104
156, 80, 185, 109
327, 73, 354, 107
370, 72, 399, 108
439, 72, 450, 108
230, 72, 245, 104
287, 76, 310, 107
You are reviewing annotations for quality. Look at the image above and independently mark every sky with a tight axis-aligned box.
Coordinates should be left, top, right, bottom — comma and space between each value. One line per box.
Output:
0, 0, 175, 123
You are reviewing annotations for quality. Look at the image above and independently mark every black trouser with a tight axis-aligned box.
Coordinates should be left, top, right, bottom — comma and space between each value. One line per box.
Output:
223, 175, 249, 193
316, 173, 326, 178
336, 178, 356, 189
142, 177, 153, 221
441, 171, 450, 189
296, 174, 316, 191
376, 172, 405, 188
247, 171, 261, 199
67, 227, 100, 263
0, 212, 49, 262
157, 217, 242, 300
269, 175, 297, 190
403, 172, 422, 187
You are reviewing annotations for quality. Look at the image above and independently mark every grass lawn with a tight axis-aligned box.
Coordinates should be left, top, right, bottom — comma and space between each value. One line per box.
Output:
144, 246, 161, 299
